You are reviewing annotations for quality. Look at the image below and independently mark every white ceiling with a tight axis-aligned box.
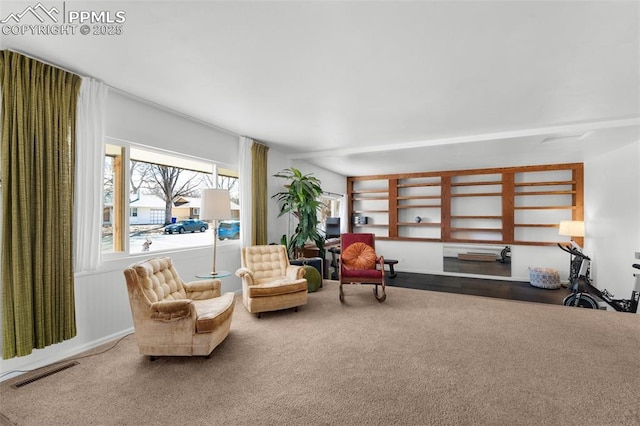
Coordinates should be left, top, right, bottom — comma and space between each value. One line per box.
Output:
2, 0, 639, 176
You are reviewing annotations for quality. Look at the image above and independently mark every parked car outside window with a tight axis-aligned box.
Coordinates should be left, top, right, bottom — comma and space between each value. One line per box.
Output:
218, 220, 240, 240
164, 219, 208, 234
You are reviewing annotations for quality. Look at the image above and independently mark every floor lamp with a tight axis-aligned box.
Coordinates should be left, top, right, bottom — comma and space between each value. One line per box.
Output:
559, 220, 586, 281
201, 188, 231, 276
558, 220, 585, 250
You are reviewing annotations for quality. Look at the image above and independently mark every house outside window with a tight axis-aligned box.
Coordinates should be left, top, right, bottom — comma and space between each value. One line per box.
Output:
102, 143, 239, 255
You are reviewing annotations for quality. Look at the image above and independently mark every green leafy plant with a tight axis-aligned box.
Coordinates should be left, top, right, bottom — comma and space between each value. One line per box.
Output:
272, 168, 325, 259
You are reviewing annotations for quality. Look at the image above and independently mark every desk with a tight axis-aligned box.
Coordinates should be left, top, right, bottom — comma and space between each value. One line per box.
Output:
303, 239, 340, 278
195, 271, 231, 279
303, 239, 340, 258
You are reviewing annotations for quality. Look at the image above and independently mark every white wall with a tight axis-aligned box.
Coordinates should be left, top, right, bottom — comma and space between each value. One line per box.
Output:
106, 92, 238, 166
375, 240, 567, 282
584, 139, 640, 302
291, 159, 348, 196
267, 156, 348, 246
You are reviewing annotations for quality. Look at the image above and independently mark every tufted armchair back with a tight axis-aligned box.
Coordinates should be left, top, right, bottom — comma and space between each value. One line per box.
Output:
130, 257, 188, 303
240, 245, 292, 284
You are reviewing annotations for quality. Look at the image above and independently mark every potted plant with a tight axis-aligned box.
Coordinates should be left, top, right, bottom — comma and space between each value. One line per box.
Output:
272, 167, 325, 259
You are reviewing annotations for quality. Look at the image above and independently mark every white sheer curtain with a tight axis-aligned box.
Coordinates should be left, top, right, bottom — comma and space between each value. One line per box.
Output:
238, 136, 253, 248
74, 78, 107, 272
340, 194, 349, 234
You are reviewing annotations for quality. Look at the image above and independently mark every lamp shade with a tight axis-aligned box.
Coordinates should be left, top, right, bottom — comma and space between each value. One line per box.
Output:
558, 220, 584, 237
200, 189, 231, 221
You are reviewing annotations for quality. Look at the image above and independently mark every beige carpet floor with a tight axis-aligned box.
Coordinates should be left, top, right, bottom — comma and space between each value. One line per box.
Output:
1, 281, 639, 425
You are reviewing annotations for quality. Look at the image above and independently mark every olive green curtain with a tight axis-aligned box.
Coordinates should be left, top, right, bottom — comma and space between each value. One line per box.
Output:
1, 51, 81, 359
250, 142, 269, 245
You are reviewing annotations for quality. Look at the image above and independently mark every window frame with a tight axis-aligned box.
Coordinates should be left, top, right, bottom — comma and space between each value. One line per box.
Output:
102, 137, 240, 260
318, 193, 344, 237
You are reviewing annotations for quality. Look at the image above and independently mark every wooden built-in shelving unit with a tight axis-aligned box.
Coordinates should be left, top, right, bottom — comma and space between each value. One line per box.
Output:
347, 163, 584, 246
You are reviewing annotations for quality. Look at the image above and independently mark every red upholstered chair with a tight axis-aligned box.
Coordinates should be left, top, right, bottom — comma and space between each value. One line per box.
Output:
339, 233, 386, 303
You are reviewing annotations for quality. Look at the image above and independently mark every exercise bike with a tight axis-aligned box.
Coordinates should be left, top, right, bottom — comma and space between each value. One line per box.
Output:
557, 243, 599, 309
599, 264, 640, 313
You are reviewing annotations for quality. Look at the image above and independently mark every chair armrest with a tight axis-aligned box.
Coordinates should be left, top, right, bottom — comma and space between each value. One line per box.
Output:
149, 300, 194, 321
376, 256, 385, 269
286, 265, 306, 280
184, 279, 221, 300
235, 268, 255, 285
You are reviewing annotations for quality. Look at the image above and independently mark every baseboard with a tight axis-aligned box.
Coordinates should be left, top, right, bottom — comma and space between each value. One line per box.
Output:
0, 327, 135, 383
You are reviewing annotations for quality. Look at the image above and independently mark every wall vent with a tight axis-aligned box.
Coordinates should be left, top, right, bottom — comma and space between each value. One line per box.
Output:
11, 361, 79, 389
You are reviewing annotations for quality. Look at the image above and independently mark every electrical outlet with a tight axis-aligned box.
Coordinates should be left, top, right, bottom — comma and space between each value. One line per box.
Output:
635, 252, 640, 260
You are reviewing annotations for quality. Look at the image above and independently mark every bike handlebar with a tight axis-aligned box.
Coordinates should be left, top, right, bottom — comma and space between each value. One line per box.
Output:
557, 243, 591, 260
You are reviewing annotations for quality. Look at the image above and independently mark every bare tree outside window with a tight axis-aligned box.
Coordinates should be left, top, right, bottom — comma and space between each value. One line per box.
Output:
203, 174, 238, 196
145, 164, 203, 224
103, 144, 240, 254
103, 156, 114, 202
129, 160, 151, 196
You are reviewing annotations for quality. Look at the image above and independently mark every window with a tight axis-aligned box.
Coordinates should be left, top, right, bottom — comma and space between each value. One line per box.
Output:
103, 144, 125, 252
102, 143, 239, 255
318, 194, 342, 238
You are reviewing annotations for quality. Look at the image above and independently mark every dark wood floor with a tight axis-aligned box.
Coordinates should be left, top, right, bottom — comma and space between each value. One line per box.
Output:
386, 271, 569, 306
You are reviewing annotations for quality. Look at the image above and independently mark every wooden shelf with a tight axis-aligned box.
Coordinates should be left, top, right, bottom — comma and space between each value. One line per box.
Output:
451, 215, 501, 219
351, 189, 388, 194
397, 182, 441, 188
514, 206, 576, 210
377, 236, 442, 242
348, 162, 583, 245
451, 180, 502, 187
515, 180, 575, 187
451, 192, 502, 197
397, 204, 442, 209
515, 190, 576, 196
397, 195, 440, 200
451, 228, 502, 233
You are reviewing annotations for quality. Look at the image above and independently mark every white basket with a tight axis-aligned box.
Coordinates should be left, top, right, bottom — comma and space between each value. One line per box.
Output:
529, 267, 561, 289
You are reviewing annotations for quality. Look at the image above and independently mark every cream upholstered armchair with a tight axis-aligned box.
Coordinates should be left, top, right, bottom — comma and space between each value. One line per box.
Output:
235, 245, 308, 317
124, 257, 235, 358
